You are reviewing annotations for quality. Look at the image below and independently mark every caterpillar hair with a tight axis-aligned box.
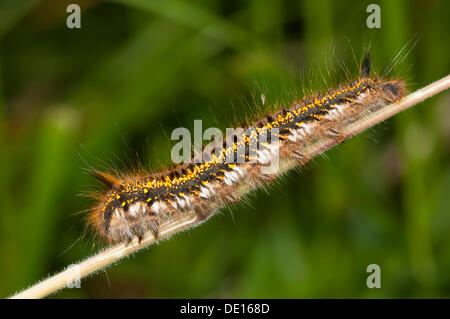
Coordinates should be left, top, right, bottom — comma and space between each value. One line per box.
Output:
88, 52, 406, 244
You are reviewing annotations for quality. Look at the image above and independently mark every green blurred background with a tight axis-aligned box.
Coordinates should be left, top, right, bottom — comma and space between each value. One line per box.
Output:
0, 0, 449, 298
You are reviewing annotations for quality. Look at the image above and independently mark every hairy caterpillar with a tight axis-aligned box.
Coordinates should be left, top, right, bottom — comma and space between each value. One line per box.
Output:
88, 53, 406, 244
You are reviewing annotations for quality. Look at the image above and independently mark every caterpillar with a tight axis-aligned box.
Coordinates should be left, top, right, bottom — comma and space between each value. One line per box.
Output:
88, 53, 406, 244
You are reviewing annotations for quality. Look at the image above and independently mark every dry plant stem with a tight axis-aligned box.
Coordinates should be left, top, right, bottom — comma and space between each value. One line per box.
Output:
10, 74, 450, 299
11, 212, 200, 299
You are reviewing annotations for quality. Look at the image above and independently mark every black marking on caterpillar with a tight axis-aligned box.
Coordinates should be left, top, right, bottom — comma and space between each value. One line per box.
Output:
88, 53, 406, 244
